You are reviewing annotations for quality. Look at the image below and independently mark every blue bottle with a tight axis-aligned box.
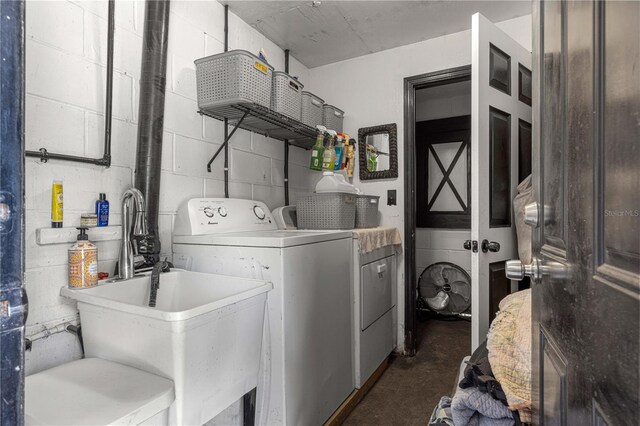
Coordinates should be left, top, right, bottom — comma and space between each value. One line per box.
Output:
96, 193, 109, 226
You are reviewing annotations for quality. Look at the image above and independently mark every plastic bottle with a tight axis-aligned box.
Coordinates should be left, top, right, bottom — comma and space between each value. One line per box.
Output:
315, 171, 357, 194
334, 134, 345, 171
322, 130, 337, 170
309, 125, 327, 171
95, 193, 109, 226
51, 180, 63, 228
338, 134, 350, 170
68, 227, 98, 288
346, 140, 356, 178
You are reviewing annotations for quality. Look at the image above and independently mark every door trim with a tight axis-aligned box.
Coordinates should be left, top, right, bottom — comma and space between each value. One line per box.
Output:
403, 65, 471, 355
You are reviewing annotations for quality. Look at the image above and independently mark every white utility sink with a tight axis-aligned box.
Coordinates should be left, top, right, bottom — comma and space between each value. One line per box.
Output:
61, 270, 272, 426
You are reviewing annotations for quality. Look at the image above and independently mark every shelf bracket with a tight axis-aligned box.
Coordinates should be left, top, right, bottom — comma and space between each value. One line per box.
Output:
206, 112, 248, 172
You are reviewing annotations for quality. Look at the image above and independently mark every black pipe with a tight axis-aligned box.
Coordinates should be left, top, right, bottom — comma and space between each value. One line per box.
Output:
223, 4, 229, 198
284, 49, 290, 205
25, 0, 114, 167
0, 0, 27, 423
284, 141, 289, 205
134, 0, 170, 267
103, 0, 115, 163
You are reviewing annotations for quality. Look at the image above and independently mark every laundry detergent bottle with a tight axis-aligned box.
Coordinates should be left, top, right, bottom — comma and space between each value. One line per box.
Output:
68, 227, 98, 288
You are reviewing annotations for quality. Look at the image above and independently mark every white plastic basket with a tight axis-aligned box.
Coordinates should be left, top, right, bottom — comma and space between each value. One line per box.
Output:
322, 104, 344, 132
355, 195, 380, 228
296, 193, 356, 230
195, 50, 273, 111
301, 91, 324, 128
271, 71, 304, 120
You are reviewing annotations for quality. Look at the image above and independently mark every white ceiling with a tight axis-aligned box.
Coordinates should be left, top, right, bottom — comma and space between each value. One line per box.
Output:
221, 1, 531, 68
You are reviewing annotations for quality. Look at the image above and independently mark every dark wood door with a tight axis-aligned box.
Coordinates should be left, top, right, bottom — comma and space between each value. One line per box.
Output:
525, 2, 639, 424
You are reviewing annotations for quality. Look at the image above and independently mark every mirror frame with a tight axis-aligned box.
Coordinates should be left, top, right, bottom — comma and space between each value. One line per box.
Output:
358, 123, 398, 180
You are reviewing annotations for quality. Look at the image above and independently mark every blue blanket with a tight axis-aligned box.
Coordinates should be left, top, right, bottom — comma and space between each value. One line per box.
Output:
451, 386, 515, 426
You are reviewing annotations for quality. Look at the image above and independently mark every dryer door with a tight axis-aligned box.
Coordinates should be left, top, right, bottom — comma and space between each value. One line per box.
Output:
361, 255, 395, 331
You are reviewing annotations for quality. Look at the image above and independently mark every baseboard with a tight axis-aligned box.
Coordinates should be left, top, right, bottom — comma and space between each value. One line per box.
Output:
324, 356, 391, 426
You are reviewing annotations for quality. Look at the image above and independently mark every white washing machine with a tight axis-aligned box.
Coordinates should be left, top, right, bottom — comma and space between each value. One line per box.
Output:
172, 198, 354, 425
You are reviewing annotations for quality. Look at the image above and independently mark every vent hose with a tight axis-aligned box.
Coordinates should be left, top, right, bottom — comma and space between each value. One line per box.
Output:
134, 0, 170, 267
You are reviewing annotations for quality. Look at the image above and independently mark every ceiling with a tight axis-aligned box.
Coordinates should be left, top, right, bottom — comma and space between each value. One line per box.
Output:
221, 1, 531, 68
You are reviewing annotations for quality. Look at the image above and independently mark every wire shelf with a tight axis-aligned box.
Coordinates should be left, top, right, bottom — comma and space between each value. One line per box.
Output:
198, 102, 317, 149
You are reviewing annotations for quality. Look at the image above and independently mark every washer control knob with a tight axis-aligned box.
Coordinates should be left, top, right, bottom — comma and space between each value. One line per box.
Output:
203, 206, 215, 218
253, 205, 266, 220
218, 206, 228, 217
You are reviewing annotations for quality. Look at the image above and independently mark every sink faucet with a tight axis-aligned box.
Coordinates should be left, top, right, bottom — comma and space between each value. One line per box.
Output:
149, 259, 171, 307
119, 188, 148, 280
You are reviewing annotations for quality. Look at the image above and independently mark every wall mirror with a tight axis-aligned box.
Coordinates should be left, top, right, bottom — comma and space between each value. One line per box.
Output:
358, 123, 398, 180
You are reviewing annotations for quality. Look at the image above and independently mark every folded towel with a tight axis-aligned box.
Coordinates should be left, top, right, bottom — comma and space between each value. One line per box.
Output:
352, 226, 402, 253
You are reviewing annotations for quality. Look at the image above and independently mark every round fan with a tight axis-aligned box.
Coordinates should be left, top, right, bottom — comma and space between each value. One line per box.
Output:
418, 262, 471, 316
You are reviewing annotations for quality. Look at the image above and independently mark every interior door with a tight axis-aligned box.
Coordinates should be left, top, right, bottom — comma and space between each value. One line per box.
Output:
507, 1, 639, 424
470, 13, 532, 349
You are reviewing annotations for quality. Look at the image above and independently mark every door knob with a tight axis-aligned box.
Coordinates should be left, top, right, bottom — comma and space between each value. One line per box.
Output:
481, 239, 500, 253
506, 258, 540, 281
463, 240, 478, 252
506, 258, 569, 281
524, 202, 539, 227
524, 202, 553, 227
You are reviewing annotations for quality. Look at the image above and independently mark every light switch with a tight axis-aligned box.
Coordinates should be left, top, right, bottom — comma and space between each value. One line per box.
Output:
387, 190, 396, 206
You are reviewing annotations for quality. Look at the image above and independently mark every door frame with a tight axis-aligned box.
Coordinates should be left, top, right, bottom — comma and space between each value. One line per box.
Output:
403, 65, 471, 355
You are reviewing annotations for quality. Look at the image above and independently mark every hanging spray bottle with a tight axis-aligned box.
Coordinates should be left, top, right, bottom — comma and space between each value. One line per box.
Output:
309, 125, 327, 171
322, 130, 337, 170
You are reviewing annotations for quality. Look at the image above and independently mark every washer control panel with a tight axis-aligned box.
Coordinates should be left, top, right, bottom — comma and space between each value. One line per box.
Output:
174, 198, 277, 236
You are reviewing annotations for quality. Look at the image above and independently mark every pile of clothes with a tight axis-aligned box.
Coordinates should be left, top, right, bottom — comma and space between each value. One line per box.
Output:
429, 289, 532, 426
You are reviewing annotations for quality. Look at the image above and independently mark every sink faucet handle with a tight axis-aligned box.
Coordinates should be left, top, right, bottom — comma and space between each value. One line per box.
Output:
160, 258, 172, 273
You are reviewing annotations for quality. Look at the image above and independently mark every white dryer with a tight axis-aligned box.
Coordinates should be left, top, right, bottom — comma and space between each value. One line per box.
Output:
172, 198, 354, 425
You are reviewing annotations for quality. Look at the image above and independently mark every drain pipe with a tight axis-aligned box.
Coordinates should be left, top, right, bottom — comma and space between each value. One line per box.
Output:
284, 50, 290, 205
0, 0, 27, 423
223, 4, 230, 197
134, 0, 170, 267
25, 0, 114, 167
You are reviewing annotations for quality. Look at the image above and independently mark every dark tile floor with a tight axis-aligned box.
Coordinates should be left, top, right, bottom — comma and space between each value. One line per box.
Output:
344, 316, 471, 425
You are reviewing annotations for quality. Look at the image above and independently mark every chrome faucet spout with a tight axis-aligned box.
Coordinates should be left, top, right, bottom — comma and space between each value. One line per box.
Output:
119, 188, 148, 280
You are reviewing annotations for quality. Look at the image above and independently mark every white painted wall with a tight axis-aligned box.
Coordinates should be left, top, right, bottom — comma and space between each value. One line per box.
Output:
307, 14, 531, 352
415, 80, 471, 122
24, 0, 317, 375
415, 81, 471, 280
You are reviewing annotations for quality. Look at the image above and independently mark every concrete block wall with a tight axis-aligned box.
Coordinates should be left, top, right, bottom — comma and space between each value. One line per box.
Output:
24, 0, 317, 375
415, 229, 471, 280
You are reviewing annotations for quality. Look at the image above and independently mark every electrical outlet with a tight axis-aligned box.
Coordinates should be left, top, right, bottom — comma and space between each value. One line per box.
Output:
387, 189, 396, 206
